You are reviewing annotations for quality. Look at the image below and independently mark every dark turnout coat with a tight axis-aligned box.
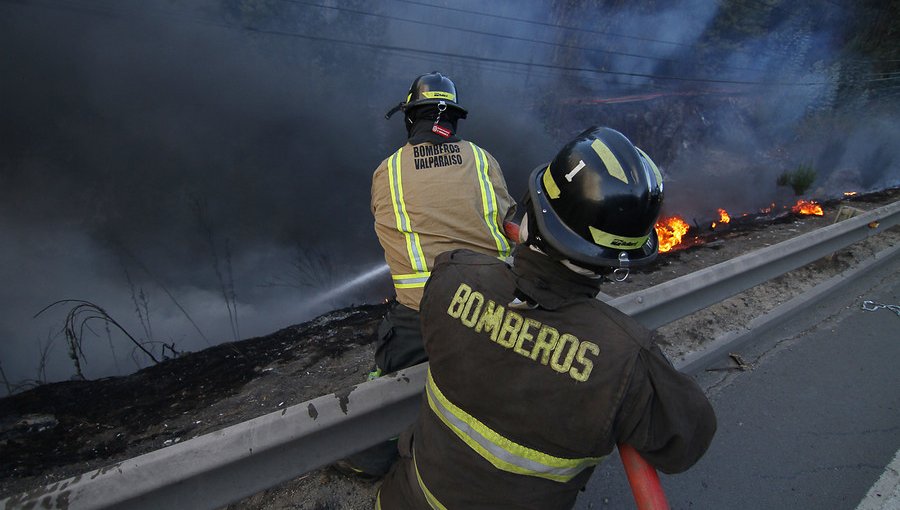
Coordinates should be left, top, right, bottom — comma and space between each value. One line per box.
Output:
377, 247, 717, 510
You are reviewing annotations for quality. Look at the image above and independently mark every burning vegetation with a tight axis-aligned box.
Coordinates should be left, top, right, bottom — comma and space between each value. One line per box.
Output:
792, 200, 824, 216
655, 198, 829, 253
655, 216, 691, 253
711, 208, 731, 229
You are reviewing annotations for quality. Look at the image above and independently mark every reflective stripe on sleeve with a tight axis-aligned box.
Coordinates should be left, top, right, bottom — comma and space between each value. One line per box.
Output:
388, 148, 428, 273
413, 447, 449, 510
392, 272, 431, 289
425, 369, 604, 483
469, 143, 512, 258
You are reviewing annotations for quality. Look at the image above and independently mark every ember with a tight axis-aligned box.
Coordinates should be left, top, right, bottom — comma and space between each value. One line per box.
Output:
711, 208, 731, 229
656, 216, 690, 253
792, 199, 824, 216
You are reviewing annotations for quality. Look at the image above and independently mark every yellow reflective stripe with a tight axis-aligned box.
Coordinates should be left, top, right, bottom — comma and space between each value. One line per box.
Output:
422, 90, 456, 101
425, 369, 603, 483
392, 272, 431, 288
542, 164, 561, 199
591, 138, 628, 184
387, 148, 428, 273
637, 147, 663, 186
588, 226, 649, 249
395, 283, 426, 289
469, 143, 511, 258
375, 489, 382, 510
414, 448, 448, 510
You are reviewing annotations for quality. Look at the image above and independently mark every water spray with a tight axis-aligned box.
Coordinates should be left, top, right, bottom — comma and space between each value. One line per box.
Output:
302, 263, 391, 307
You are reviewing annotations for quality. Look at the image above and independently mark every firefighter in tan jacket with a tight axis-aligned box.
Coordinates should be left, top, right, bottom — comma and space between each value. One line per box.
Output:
334, 73, 516, 479
371, 72, 516, 376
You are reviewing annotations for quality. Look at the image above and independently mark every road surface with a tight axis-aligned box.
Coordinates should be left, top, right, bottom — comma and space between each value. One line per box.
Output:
576, 251, 900, 509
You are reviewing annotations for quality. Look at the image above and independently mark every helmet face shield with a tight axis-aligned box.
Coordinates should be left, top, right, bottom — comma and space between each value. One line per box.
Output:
525, 127, 664, 269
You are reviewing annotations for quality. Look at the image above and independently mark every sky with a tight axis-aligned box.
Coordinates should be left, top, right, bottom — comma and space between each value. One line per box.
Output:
1, 0, 898, 391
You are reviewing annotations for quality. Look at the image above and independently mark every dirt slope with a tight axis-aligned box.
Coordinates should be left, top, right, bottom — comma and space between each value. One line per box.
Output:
1, 189, 898, 509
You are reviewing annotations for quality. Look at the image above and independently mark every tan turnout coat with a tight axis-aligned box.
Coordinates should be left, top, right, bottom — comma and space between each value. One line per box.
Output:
371, 140, 516, 310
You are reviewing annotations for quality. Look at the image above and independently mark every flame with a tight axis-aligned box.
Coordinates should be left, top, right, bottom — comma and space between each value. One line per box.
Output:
711, 208, 731, 228
760, 203, 775, 214
843, 191, 858, 197
656, 216, 690, 252
718, 208, 731, 224
792, 199, 823, 216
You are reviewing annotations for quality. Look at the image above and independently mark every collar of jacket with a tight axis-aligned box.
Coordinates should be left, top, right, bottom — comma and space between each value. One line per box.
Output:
509, 245, 603, 310
407, 118, 460, 144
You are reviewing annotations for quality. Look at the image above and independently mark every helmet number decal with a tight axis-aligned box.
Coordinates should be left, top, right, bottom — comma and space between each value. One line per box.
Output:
564, 160, 586, 182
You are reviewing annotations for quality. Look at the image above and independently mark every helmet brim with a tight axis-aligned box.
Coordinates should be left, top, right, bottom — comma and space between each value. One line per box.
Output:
528, 164, 658, 268
404, 100, 468, 118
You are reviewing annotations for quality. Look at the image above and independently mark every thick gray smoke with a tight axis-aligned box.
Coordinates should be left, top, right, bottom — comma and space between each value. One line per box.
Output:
1, 0, 897, 392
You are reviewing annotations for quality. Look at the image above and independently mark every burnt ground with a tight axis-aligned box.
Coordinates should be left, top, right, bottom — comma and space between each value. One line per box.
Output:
1, 188, 899, 509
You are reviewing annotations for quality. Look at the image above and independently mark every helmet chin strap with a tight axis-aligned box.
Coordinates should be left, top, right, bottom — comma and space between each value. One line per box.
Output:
523, 215, 605, 279
384, 102, 405, 119
562, 259, 605, 279
523, 214, 633, 280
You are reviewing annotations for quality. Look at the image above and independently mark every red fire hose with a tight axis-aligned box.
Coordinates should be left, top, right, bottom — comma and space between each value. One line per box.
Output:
503, 221, 669, 510
503, 221, 520, 243
618, 444, 670, 510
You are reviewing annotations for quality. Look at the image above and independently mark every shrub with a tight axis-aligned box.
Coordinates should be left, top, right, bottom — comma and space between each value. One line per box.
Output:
777, 164, 817, 195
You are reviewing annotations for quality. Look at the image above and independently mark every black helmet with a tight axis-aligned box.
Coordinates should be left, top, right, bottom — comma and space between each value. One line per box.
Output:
524, 127, 664, 269
385, 72, 468, 119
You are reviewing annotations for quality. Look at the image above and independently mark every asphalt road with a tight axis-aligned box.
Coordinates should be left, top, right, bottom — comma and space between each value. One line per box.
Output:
576, 251, 900, 510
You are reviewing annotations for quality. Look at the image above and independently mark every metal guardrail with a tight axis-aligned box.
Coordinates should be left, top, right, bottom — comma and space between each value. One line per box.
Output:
3, 199, 899, 510
611, 199, 900, 329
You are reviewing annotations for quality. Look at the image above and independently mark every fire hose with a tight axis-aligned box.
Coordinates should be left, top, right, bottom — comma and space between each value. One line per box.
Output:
503, 221, 670, 510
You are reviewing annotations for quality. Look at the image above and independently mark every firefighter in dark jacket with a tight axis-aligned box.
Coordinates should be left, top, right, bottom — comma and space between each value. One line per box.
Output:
376, 127, 717, 509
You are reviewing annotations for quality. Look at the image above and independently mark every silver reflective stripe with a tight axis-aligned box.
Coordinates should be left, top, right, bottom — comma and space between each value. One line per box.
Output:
425, 370, 602, 482
392, 273, 431, 287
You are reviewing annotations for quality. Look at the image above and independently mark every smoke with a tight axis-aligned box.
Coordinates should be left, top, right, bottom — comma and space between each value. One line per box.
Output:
550, 0, 900, 220
1, 0, 897, 391
0, 0, 555, 389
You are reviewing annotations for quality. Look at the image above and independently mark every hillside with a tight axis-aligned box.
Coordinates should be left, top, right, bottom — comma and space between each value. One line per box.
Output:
1, 189, 898, 509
